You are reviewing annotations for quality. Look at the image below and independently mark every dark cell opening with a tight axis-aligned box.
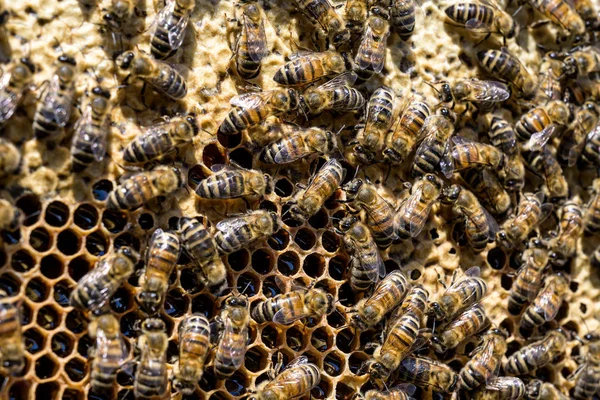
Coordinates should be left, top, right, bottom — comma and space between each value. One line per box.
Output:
86, 230, 108, 256
336, 382, 355, 399
29, 227, 52, 252
501, 274, 513, 291
0, 250, 5, 268
311, 327, 332, 352
10, 249, 35, 273
338, 282, 356, 307
117, 369, 134, 386
57, 230, 81, 255
336, 328, 355, 353
430, 228, 439, 240
23, 328, 44, 354
73, 204, 99, 230
312, 377, 331, 399
327, 309, 346, 328
138, 213, 154, 230
202, 143, 226, 168
68, 256, 91, 282
25, 277, 48, 302
0, 272, 20, 296
51, 332, 74, 357
236, 273, 258, 297
180, 268, 202, 294
35, 355, 58, 379
65, 358, 86, 382
120, 312, 142, 338
37, 305, 60, 331
35, 382, 59, 399
281, 204, 302, 228
199, 369, 219, 392
16, 194, 42, 226
487, 247, 507, 270
295, 228, 316, 250
114, 232, 140, 252
268, 229, 290, 250
62, 389, 83, 400
45, 201, 70, 227
251, 249, 274, 274
217, 131, 242, 149
54, 280, 71, 307
556, 301, 569, 321
102, 209, 128, 233
261, 276, 281, 298
328, 255, 348, 281
384, 259, 400, 274
308, 208, 329, 229
286, 326, 305, 351
277, 251, 300, 276
110, 287, 132, 314
570, 281, 579, 292
275, 178, 294, 198
191, 294, 215, 319
244, 346, 267, 373
187, 164, 208, 189
65, 309, 87, 334
261, 325, 279, 349
410, 269, 422, 280
228, 147, 253, 169
303, 253, 325, 278
228, 249, 250, 272
8, 382, 29, 400
164, 290, 188, 318
76, 334, 94, 358
259, 200, 278, 213
321, 231, 340, 252
324, 351, 344, 376
117, 389, 135, 400
92, 179, 113, 201
580, 302, 588, 314
40, 254, 63, 280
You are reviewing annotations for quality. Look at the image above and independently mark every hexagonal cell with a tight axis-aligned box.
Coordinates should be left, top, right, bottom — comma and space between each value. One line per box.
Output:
261, 275, 282, 299
37, 304, 62, 331
138, 213, 154, 230
251, 249, 274, 274
24, 328, 46, 355
321, 230, 340, 253
294, 227, 317, 251
40, 254, 64, 280
303, 253, 326, 278
51, 332, 75, 358
199, 368, 219, 392
311, 375, 332, 399
179, 268, 202, 294
217, 129, 242, 148
68, 255, 91, 282
65, 309, 87, 334
10, 249, 35, 273
114, 232, 141, 252
225, 371, 247, 396
228, 249, 250, 272
337, 282, 357, 308
29, 227, 52, 252
120, 311, 142, 338
286, 326, 307, 351
384, 259, 400, 274
53, 280, 72, 307
191, 294, 216, 319
110, 287, 133, 314
229, 147, 253, 169
328, 255, 348, 281
117, 389, 135, 400
25, 277, 49, 302
19, 301, 32, 325
35, 354, 59, 379
16, 193, 42, 226
311, 327, 333, 352
260, 325, 280, 349
8, 381, 29, 399
487, 247, 507, 270
71, 204, 99, 233
281, 204, 302, 228
324, 350, 345, 377
336, 327, 356, 353
187, 164, 208, 190
268, 228, 290, 251
336, 382, 356, 399
163, 289, 189, 318
245, 345, 268, 373
92, 179, 114, 201
327, 308, 346, 329
36, 381, 59, 399
274, 178, 294, 198
65, 357, 87, 383
86, 230, 109, 256
202, 142, 226, 168
62, 388, 84, 400
236, 273, 258, 297
1, 227, 20, 245
0, 272, 21, 296
45, 201, 70, 227
277, 251, 300, 276
309, 209, 330, 230
410, 268, 422, 280
76, 334, 94, 358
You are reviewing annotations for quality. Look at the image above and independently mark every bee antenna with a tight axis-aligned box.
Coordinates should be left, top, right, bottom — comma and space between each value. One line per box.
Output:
239, 281, 252, 296
423, 80, 440, 95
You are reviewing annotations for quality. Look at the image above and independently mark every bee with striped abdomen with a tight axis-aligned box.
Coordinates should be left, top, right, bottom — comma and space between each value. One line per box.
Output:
151, 0, 194, 60
411, 114, 455, 178
444, 0, 518, 43
173, 314, 210, 395
516, 100, 571, 150
451, 136, 506, 172
582, 122, 600, 166
520, 272, 569, 331
559, 102, 599, 166
336, 215, 386, 291
116, 50, 187, 100
289, 158, 345, 223
0, 199, 20, 232
300, 71, 365, 114
489, 115, 518, 156
430, 79, 510, 116
508, 237, 550, 315
473, 377, 526, 400
571, 332, 600, 400
345, 0, 368, 31
261, 125, 337, 164
526, 379, 569, 400
0, 290, 24, 376
431, 303, 489, 353
123, 114, 198, 164
273, 51, 349, 86
461, 168, 511, 216
523, 146, 569, 204
504, 329, 568, 376
195, 164, 273, 200
134, 318, 169, 399
525, 0, 585, 34
33, 55, 77, 140
355, 7, 390, 83
390, 0, 417, 40
0, 138, 21, 179
572, 0, 599, 29
215, 209, 282, 254
293, 0, 351, 49
252, 285, 334, 325
71, 86, 112, 172
233, 1, 267, 80
70, 247, 139, 312
219, 88, 300, 135
430, 266, 487, 322
353, 86, 395, 164
88, 313, 127, 397
0, 57, 35, 124
397, 356, 458, 393
396, 173, 444, 239
248, 356, 321, 400
214, 295, 249, 378
548, 200, 583, 266
349, 270, 410, 331
477, 48, 537, 98
497, 192, 553, 248
383, 97, 431, 164
457, 329, 507, 391
362, 384, 416, 400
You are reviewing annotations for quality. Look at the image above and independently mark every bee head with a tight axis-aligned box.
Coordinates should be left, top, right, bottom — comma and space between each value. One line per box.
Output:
367, 361, 389, 380
332, 29, 352, 50
185, 115, 200, 136
92, 86, 111, 99
506, 19, 519, 39
439, 82, 453, 103
338, 215, 358, 233
172, 378, 195, 396
137, 289, 163, 315
58, 54, 77, 66
118, 246, 140, 263
561, 56, 578, 78
2, 352, 24, 375
350, 314, 368, 331
343, 178, 363, 199
118, 51, 136, 70
263, 173, 274, 195
526, 380, 541, 398
227, 296, 248, 308
441, 184, 460, 205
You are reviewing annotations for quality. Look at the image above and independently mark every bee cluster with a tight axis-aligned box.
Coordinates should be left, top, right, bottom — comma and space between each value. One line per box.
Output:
1, 0, 600, 398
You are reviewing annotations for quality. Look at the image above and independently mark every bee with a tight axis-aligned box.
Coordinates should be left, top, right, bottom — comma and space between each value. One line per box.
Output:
336, 215, 386, 291
252, 285, 334, 324
515, 100, 571, 150
559, 102, 599, 166
526, 379, 569, 400
489, 114, 518, 156
526, 0, 585, 34
431, 303, 489, 353
548, 200, 583, 266
71, 86, 112, 173
151, 0, 195, 60
288, 158, 345, 222
397, 356, 458, 393
572, 0, 599, 29
136, 229, 180, 314
362, 384, 417, 400
0, 291, 24, 376
396, 173, 444, 240
218, 88, 300, 135
0, 199, 20, 232
33, 55, 77, 140
214, 209, 282, 254
301, 72, 365, 114
172, 314, 211, 395
234, 1, 267, 79
451, 136, 506, 172
134, 318, 169, 399
178, 217, 226, 288
461, 168, 511, 216
116, 50, 187, 100
383, 97, 431, 164
523, 146, 569, 203
504, 329, 568, 375
353, 86, 395, 164
444, 0, 518, 43
273, 51, 349, 86
123, 114, 199, 164
70, 247, 139, 311
501, 155, 526, 193
430, 266, 487, 322
585, 179, 600, 233
520, 272, 570, 331
562, 48, 600, 79
390, 0, 417, 40
411, 114, 455, 179
355, 8, 390, 83
88, 314, 128, 396
430, 79, 511, 116
293, 0, 351, 49
248, 356, 321, 400
348, 270, 410, 331
345, 0, 368, 31
0, 138, 21, 179
497, 192, 553, 248
107, 165, 185, 211
195, 164, 273, 200
103, 0, 136, 31
538, 54, 564, 101
457, 329, 507, 391
0, 57, 36, 124
260, 125, 337, 164
477, 49, 537, 98
473, 377, 526, 400
571, 332, 600, 400
582, 122, 600, 166
214, 296, 250, 378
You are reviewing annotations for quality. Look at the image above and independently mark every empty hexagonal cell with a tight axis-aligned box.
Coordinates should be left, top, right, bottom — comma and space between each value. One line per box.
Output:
327, 308, 346, 329
260, 325, 280, 349
68, 256, 91, 282
328, 255, 348, 281
37, 304, 62, 331
114, 232, 141, 252
45, 201, 70, 227
410, 268, 422, 280
110, 287, 133, 314
76, 334, 94, 358
199, 368, 219, 392
40, 254, 64, 280
25, 277, 49, 302
163, 289, 189, 318
102, 209, 129, 234
24, 328, 46, 355
138, 213, 154, 230
51, 332, 75, 358
285, 326, 307, 351
236, 273, 258, 297
0, 272, 21, 296
321, 230, 340, 253
487, 247, 507, 270
251, 249, 274, 274
36, 382, 60, 399
323, 350, 345, 377
29, 227, 52, 252
16, 194, 42, 226
92, 179, 113, 201
8, 381, 29, 399
277, 251, 300, 276
229, 147, 253, 169
261, 276, 282, 299
10, 249, 35, 273
65, 309, 87, 334
348, 352, 369, 375
244, 345, 268, 373
191, 294, 216, 318
311, 327, 333, 352
65, 357, 87, 383
57, 229, 81, 256
228, 249, 249, 272
303, 253, 325, 278
336, 382, 356, 399
120, 311, 142, 338
85, 230, 108, 256
35, 354, 59, 379
312, 374, 332, 399
308, 208, 330, 229
62, 388, 84, 400
294, 227, 316, 251
203, 142, 226, 167
73, 203, 99, 231
336, 327, 356, 353
19, 301, 32, 325
274, 178, 294, 198
187, 164, 208, 189
225, 371, 247, 396
53, 280, 72, 308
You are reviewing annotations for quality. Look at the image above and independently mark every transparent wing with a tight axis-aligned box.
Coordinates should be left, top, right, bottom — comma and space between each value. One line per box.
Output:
216, 215, 250, 232
440, 140, 455, 178
463, 80, 510, 102
527, 125, 556, 150
43, 74, 74, 127
537, 284, 561, 321
168, 8, 190, 49
76, 258, 113, 306
357, 25, 388, 73
350, 240, 385, 281
479, 205, 500, 241
96, 329, 128, 364
399, 184, 429, 237
272, 303, 304, 324
219, 317, 246, 369
465, 18, 494, 35
0, 73, 19, 121
464, 266, 481, 278
283, 356, 308, 370
243, 11, 267, 62
230, 91, 273, 109
317, 71, 357, 91
485, 377, 519, 392
90, 122, 109, 162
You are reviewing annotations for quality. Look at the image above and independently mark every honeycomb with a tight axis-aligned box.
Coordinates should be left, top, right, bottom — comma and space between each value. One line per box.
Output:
1, 0, 600, 399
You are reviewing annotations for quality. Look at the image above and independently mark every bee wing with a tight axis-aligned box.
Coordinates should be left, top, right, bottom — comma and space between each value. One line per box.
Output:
399, 184, 428, 237
464, 266, 481, 278
537, 283, 561, 321
481, 205, 500, 241
527, 125, 556, 151
272, 304, 303, 324
43, 74, 74, 127
168, 8, 190, 49
216, 216, 249, 232
351, 238, 385, 280
96, 328, 128, 363
463, 80, 510, 102
242, 11, 268, 62
76, 258, 113, 307
287, 51, 319, 62
90, 131, 109, 162
283, 355, 309, 370
220, 318, 246, 369
440, 139, 455, 178
465, 18, 494, 35
357, 25, 388, 73
230, 91, 272, 109
484, 377, 519, 392
0, 73, 19, 120
316, 71, 358, 90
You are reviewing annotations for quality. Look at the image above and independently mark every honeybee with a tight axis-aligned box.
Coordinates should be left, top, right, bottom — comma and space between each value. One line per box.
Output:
71, 86, 112, 172
571, 332, 600, 400
178, 217, 226, 288
0, 291, 24, 376
116, 50, 187, 100
548, 200, 583, 266
353, 86, 395, 164
473, 377, 526, 400
489, 115, 518, 156
336, 215, 386, 291
430, 79, 510, 116
70, 247, 139, 311
444, 0, 518, 43
411, 114, 455, 178
516, 100, 571, 150
345, 0, 368, 31
526, 0, 585, 34
526, 379, 569, 400
397, 356, 458, 393
572, 0, 599, 29
461, 168, 511, 216
261, 125, 337, 164
33, 55, 77, 140
248, 356, 321, 400
585, 179, 600, 233
273, 51, 349, 86
431, 303, 489, 353
582, 122, 600, 166
214, 295, 250, 378
430, 266, 487, 322
561, 48, 600, 79
383, 97, 431, 164
123, 114, 198, 164
151, 0, 194, 60
288, 158, 345, 222
0, 199, 20, 232
477, 49, 537, 98
396, 173, 444, 240
137, 229, 180, 314
559, 102, 599, 166
218, 88, 300, 135
195, 164, 273, 200
234, 1, 267, 79
214, 209, 282, 254
301, 72, 365, 114
107, 165, 185, 211
457, 329, 507, 391
348, 270, 410, 331
88, 314, 127, 396
523, 146, 569, 203
252, 285, 334, 324
173, 314, 210, 395
504, 329, 568, 375
293, 0, 351, 49
134, 318, 169, 399
520, 272, 569, 331
497, 192, 553, 248
355, 8, 390, 83
0, 57, 35, 124
390, 0, 417, 40
451, 136, 506, 172
103, 0, 136, 31
362, 384, 416, 400
0, 138, 21, 179
508, 237, 550, 315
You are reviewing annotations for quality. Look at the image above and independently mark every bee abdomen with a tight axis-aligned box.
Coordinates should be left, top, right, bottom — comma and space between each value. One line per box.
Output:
196, 171, 244, 198
391, 1, 416, 39
0, 304, 18, 336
